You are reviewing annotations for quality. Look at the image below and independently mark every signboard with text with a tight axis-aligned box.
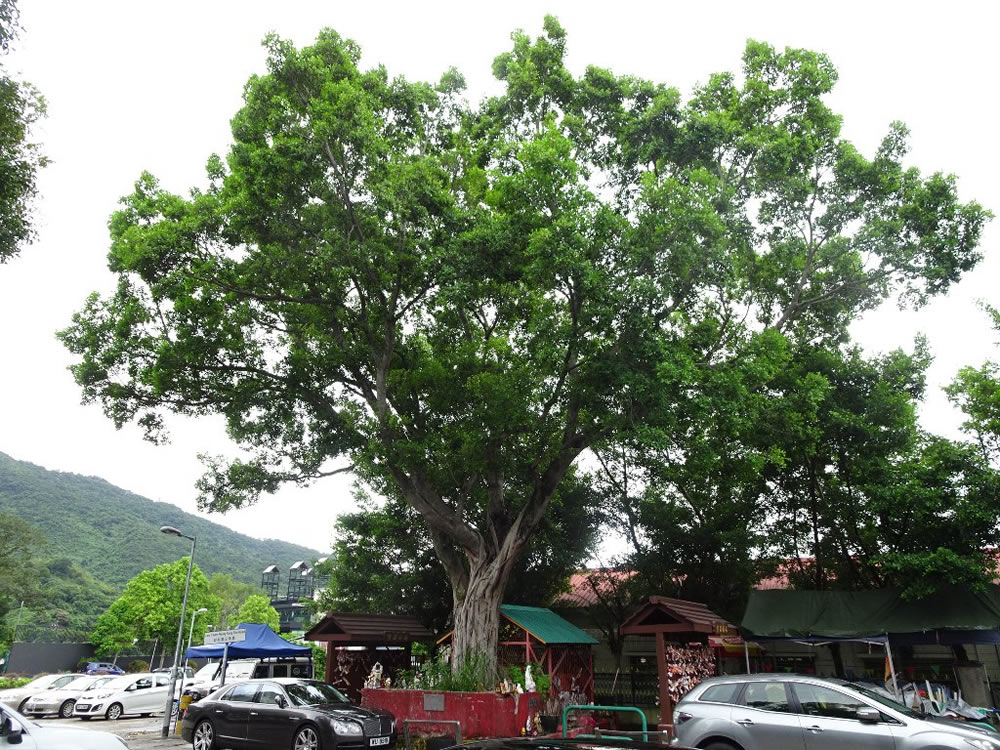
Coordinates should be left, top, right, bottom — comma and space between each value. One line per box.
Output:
204, 628, 247, 645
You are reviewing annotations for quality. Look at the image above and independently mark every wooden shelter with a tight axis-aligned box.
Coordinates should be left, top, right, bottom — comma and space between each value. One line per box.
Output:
439, 604, 599, 704
620, 596, 736, 729
305, 612, 435, 701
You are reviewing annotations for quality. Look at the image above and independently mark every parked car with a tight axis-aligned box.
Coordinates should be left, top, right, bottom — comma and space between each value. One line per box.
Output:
0, 702, 131, 748
22, 675, 115, 718
153, 666, 194, 679
673, 673, 1000, 750
0, 675, 75, 713
73, 672, 178, 721
181, 678, 395, 750
183, 657, 313, 702
82, 662, 125, 676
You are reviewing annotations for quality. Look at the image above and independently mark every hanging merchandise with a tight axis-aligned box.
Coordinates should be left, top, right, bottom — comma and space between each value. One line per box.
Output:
663, 643, 716, 703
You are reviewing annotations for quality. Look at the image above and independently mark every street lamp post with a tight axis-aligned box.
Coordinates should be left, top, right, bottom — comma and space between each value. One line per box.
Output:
175, 606, 208, 724
186, 607, 209, 655
159, 525, 196, 738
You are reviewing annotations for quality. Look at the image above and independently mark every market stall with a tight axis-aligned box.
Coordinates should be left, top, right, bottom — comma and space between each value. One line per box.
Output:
619, 596, 734, 730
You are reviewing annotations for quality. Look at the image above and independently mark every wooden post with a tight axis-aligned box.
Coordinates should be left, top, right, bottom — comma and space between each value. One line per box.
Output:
655, 632, 673, 729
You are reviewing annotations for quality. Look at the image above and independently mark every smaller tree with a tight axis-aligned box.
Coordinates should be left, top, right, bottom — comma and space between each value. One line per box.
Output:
208, 573, 260, 630
91, 558, 221, 656
233, 594, 280, 632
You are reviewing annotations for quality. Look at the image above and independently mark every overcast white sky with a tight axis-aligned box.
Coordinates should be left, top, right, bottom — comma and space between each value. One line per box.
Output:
0, 1, 996, 553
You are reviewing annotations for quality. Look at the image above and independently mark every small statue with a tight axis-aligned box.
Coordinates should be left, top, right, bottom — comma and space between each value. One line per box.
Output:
525, 665, 536, 693
383, 676, 392, 689
365, 662, 384, 689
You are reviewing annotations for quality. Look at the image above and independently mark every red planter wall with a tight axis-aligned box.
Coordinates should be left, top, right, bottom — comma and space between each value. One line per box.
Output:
362, 688, 544, 739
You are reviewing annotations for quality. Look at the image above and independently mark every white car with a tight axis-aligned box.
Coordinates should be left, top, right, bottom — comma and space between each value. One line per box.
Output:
0, 676, 76, 713
72, 673, 175, 721
23, 676, 115, 718
0, 702, 130, 749
183, 659, 256, 701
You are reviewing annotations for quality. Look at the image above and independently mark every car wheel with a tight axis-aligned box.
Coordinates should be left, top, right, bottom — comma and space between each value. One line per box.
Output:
702, 741, 741, 750
59, 700, 76, 718
193, 719, 217, 750
105, 702, 123, 720
293, 725, 322, 750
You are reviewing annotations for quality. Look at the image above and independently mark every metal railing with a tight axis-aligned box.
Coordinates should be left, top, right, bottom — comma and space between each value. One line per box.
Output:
562, 704, 649, 742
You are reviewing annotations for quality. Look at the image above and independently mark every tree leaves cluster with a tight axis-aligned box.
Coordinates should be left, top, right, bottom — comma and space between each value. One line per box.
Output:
90, 557, 221, 657
59, 19, 989, 669
0, 0, 46, 263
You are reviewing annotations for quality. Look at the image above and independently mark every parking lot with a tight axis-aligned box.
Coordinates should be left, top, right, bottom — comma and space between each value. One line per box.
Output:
33, 714, 189, 748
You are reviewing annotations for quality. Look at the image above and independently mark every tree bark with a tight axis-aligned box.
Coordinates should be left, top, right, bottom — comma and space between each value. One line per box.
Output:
450, 546, 521, 681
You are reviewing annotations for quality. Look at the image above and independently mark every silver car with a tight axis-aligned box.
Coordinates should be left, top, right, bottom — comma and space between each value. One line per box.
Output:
23, 675, 115, 718
673, 674, 1000, 750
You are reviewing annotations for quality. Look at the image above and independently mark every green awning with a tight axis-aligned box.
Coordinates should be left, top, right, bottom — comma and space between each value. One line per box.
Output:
500, 604, 598, 644
742, 586, 1000, 640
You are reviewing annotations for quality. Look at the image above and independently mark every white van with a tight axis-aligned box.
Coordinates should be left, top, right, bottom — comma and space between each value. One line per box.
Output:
184, 657, 313, 701
72, 672, 174, 720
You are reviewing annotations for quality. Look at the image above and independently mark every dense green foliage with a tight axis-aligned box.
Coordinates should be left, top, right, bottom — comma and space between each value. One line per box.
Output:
0, 452, 320, 588
232, 594, 280, 631
58, 19, 988, 670
0, 512, 45, 652
91, 557, 220, 656
0, 0, 45, 263
0, 452, 321, 642
208, 573, 260, 631
604, 340, 1000, 620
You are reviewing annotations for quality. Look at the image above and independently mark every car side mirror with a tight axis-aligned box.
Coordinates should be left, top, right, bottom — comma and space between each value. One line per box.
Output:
856, 707, 881, 724
2, 717, 23, 744
277, 696, 287, 709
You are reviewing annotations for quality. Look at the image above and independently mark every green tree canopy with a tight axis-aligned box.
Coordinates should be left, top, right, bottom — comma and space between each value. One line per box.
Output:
232, 594, 280, 632
208, 572, 260, 630
60, 20, 989, 671
0, 0, 45, 263
91, 557, 221, 657
0, 512, 45, 652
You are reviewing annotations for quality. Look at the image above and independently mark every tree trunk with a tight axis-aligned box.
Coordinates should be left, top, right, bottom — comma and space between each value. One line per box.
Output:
450, 552, 518, 683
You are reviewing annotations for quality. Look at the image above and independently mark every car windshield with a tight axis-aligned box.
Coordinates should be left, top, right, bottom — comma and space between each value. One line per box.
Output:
58, 676, 92, 690
94, 675, 134, 692
845, 683, 924, 719
86, 677, 114, 690
192, 663, 219, 681
284, 681, 350, 707
21, 675, 60, 691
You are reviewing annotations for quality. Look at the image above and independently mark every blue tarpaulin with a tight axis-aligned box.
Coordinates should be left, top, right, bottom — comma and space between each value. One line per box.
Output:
184, 623, 311, 659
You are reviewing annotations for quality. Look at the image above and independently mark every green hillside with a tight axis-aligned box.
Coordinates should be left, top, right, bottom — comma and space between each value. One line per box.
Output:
0, 452, 324, 635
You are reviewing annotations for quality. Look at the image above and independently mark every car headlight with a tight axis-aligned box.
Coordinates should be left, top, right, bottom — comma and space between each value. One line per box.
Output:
332, 719, 363, 735
97, 693, 113, 699
966, 739, 1000, 750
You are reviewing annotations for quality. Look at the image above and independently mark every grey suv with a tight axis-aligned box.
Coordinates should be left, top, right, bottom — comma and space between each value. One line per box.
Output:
672, 674, 1000, 750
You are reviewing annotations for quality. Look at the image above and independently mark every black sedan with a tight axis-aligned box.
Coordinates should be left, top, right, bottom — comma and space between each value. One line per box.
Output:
180, 678, 396, 750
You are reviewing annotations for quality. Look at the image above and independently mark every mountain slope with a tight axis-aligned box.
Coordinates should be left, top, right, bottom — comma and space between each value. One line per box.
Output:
0, 452, 323, 589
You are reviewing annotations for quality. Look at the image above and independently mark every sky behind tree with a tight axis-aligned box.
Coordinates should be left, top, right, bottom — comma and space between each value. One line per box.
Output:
0, 0, 995, 552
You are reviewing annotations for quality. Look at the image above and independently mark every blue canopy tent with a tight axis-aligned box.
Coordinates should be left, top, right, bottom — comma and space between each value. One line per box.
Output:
185, 622, 312, 660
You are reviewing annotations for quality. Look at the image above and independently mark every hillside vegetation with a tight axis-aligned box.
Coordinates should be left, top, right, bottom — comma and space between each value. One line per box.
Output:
0, 452, 323, 641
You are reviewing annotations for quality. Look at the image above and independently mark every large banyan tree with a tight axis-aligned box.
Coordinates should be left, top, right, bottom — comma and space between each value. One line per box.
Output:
60, 18, 988, 673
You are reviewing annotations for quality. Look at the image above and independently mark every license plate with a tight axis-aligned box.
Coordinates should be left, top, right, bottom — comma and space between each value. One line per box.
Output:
76, 704, 90, 711
370, 737, 390, 746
